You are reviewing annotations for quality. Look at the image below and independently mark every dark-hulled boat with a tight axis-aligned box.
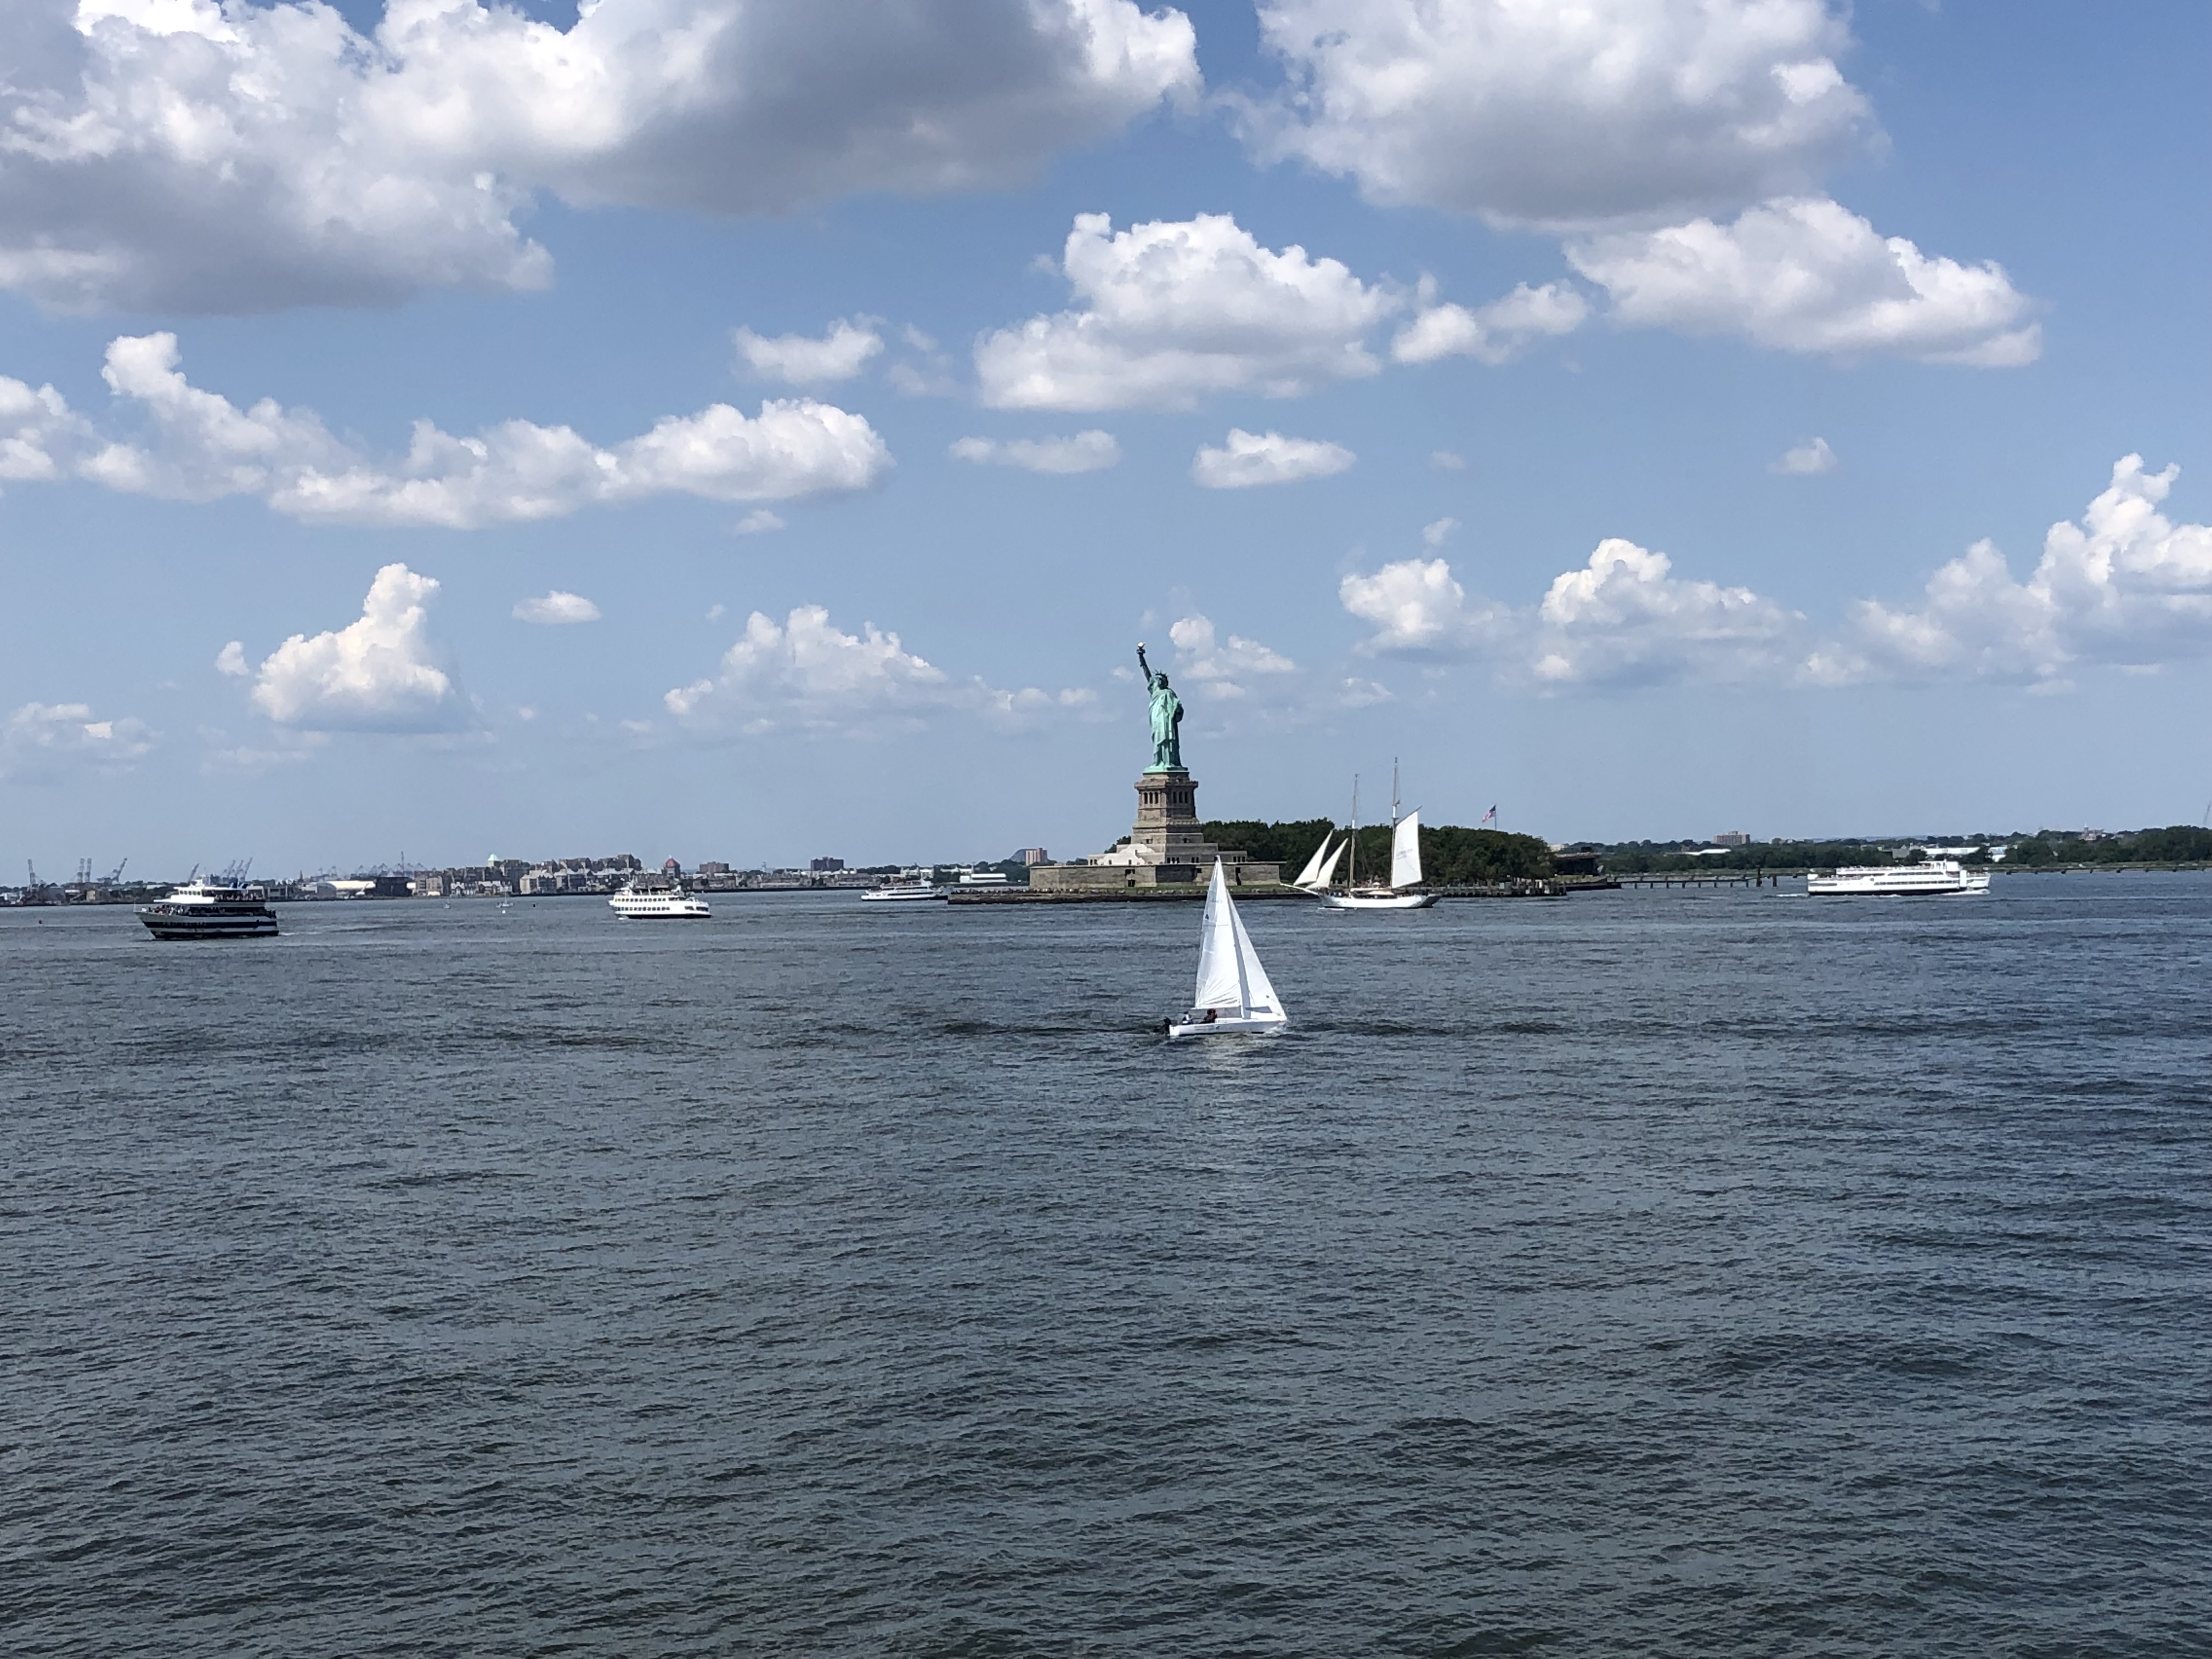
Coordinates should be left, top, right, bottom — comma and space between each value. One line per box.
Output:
138, 880, 279, 940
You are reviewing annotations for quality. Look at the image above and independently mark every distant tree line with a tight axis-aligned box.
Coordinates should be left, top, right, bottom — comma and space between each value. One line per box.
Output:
2001, 826, 2212, 865
1202, 820, 1555, 884
1581, 825, 2212, 873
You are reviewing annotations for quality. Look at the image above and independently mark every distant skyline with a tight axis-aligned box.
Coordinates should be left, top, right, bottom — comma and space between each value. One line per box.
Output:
3, 1, 2207, 873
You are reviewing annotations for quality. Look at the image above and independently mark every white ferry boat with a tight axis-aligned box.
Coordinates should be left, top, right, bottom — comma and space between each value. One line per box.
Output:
956, 870, 1011, 888
1806, 860, 1991, 898
861, 881, 945, 903
609, 885, 710, 919
138, 880, 280, 940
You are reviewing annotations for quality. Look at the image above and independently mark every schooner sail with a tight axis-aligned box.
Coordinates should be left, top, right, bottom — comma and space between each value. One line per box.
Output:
1317, 763, 1440, 910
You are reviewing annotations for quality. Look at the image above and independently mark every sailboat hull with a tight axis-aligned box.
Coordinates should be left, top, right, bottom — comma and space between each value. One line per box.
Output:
1317, 890, 1438, 910
1167, 1011, 1289, 1039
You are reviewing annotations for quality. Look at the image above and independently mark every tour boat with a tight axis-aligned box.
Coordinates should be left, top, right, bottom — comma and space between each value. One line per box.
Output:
956, 870, 1010, 888
1317, 765, 1439, 910
861, 881, 945, 903
609, 885, 712, 918
1807, 860, 1991, 898
1166, 860, 1289, 1039
137, 880, 279, 940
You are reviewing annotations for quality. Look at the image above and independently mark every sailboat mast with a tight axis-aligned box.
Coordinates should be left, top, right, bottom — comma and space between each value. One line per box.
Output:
1347, 774, 1359, 891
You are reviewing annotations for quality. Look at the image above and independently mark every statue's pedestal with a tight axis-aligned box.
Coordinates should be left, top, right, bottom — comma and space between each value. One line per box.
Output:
1029, 769, 1284, 892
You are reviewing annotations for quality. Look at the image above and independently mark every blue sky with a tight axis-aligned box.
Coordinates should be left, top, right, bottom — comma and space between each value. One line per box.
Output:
2, 0, 2207, 874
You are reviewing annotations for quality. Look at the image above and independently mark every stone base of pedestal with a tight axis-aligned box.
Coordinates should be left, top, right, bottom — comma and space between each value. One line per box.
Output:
1029, 860, 1283, 893
1026, 768, 1283, 891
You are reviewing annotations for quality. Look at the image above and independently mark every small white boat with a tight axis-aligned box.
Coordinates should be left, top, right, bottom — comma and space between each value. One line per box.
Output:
1317, 765, 1439, 910
610, 885, 711, 918
1807, 860, 1991, 897
1167, 860, 1289, 1039
861, 881, 945, 903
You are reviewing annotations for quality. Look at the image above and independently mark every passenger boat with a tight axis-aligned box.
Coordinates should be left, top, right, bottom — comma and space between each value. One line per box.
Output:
609, 885, 711, 918
861, 881, 945, 902
1806, 860, 1991, 897
1167, 860, 1289, 1039
137, 880, 279, 940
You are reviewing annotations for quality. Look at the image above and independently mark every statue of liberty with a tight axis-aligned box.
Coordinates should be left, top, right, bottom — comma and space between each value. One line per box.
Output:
1135, 642, 1183, 772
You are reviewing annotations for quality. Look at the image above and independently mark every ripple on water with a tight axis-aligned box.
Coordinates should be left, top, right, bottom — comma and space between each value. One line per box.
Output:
1, 879, 2208, 1657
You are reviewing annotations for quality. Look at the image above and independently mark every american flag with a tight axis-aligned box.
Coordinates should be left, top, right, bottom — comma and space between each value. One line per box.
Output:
1480, 805, 1498, 826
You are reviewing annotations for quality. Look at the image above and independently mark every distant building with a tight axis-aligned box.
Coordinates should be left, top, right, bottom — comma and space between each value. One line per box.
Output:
1714, 831, 1751, 847
662, 857, 682, 877
809, 856, 845, 872
697, 861, 731, 876
1017, 848, 1049, 866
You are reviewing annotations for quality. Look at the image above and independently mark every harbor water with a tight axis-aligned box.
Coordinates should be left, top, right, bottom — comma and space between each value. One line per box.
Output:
3, 877, 2208, 1657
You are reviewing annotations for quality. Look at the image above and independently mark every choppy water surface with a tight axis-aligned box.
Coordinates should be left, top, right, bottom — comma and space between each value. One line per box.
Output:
3, 877, 2208, 1657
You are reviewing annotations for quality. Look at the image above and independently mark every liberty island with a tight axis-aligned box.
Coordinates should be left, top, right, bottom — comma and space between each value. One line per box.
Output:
1026, 644, 1282, 894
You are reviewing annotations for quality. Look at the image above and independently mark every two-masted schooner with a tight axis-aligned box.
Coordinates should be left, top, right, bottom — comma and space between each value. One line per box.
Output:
1292, 765, 1439, 911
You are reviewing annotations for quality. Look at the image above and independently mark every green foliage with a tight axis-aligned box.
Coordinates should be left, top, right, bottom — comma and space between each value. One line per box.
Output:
1200, 820, 1554, 883
2132, 825, 2212, 862
1199, 818, 1335, 873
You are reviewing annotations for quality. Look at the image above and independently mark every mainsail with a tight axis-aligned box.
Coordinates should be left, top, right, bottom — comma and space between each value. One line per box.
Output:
1390, 810, 1423, 889
1192, 860, 1282, 1017
1193, 861, 1246, 1010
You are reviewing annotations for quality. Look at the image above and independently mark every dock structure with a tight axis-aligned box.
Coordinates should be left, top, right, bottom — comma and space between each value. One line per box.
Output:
1616, 872, 1792, 888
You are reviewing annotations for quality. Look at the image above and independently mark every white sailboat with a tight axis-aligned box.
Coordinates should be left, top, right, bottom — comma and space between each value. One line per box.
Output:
1166, 860, 1289, 1039
1317, 764, 1440, 911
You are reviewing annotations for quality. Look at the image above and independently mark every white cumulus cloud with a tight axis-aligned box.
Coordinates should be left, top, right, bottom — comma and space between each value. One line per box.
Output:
251, 563, 469, 732
1243, 0, 1871, 228
0, 699, 156, 780
1392, 281, 1589, 365
4, 333, 891, 526
949, 431, 1121, 473
1342, 540, 1801, 686
974, 212, 1398, 410
214, 640, 248, 676
1528, 539, 1803, 686
0, 0, 1201, 313
1192, 428, 1354, 489
1339, 557, 1513, 656
1568, 197, 2040, 365
1772, 437, 1837, 475
1810, 456, 2212, 686
663, 604, 1091, 736
1167, 613, 1297, 701
513, 591, 601, 625
733, 318, 884, 385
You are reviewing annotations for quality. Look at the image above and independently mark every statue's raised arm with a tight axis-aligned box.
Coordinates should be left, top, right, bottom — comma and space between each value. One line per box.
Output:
1137, 642, 1154, 686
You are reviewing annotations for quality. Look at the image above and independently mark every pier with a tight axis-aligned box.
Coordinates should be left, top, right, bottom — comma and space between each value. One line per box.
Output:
1617, 872, 1795, 888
